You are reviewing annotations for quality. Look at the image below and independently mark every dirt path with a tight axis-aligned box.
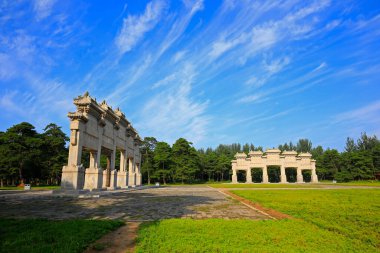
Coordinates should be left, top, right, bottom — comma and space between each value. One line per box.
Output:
84, 221, 141, 253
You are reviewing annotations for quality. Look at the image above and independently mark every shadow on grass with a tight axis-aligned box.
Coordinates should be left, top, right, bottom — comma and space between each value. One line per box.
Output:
0, 218, 123, 253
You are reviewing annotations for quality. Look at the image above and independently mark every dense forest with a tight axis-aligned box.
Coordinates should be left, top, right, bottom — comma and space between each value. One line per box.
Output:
141, 134, 380, 184
0, 122, 379, 186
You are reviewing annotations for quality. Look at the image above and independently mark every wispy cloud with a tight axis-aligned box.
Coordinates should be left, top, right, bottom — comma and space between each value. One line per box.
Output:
115, 0, 166, 55
335, 100, 380, 123
137, 63, 209, 144
312, 62, 327, 72
34, 0, 56, 21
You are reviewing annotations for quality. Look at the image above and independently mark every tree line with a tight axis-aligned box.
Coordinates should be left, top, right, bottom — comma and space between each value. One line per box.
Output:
0, 122, 379, 187
140, 134, 380, 184
0, 122, 68, 187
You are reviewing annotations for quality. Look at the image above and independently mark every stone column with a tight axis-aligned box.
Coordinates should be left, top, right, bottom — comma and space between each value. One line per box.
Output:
128, 158, 136, 187
246, 169, 252, 183
135, 163, 142, 186
231, 163, 238, 183
117, 150, 128, 188
108, 149, 117, 189
84, 151, 103, 190
297, 168, 304, 183
262, 167, 269, 183
61, 123, 85, 190
280, 165, 287, 183
311, 163, 318, 183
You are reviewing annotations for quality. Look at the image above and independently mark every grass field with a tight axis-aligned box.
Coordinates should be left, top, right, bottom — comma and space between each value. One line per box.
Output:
0, 219, 123, 253
320, 180, 380, 187
233, 189, 380, 250
136, 189, 380, 252
208, 183, 324, 188
0, 186, 61, 191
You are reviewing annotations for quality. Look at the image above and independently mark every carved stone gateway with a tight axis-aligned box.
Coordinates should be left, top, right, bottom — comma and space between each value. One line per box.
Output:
231, 149, 318, 183
61, 92, 142, 190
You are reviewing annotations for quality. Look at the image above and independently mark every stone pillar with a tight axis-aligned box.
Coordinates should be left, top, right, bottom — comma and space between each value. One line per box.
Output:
117, 150, 128, 188
280, 165, 287, 183
311, 163, 318, 183
108, 170, 118, 190
84, 151, 103, 190
135, 163, 142, 186
108, 149, 117, 189
102, 170, 108, 188
262, 167, 269, 183
61, 123, 85, 190
96, 128, 103, 168
297, 168, 304, 183
232, 163, 237, 183
246, 169, 252, 183
128, 158, 136, 187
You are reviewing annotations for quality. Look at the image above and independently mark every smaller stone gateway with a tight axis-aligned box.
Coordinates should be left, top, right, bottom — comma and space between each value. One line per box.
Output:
61, 92, 142, 190
231, 149, 318, 183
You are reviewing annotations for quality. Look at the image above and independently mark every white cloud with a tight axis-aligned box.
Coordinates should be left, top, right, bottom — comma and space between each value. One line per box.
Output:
335, 100, 380, 123
182, 0, 204, 15
138, 63, 209, 144
151, 73, 177, 89
172, 50, 187, 63
208, 35, 246, 59
34, 0, 56, 21
115, 0, 165, 55
0, 91, 27, 116
244, 56, 290, 88
245, 76, 267, 88
238, 94, 264, 103
312, 62, 327, 72
264, 56, 290, 74
0, 53, 16, 80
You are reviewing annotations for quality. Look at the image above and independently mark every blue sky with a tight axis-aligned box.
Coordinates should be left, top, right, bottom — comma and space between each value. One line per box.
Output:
1, 0, 380, 150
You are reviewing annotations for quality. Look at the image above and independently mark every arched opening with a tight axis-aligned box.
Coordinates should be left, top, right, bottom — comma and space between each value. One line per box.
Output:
115, 150, 121, 171
285, 168, 297, 183
237, 170, 247, 183
81, 148, 90, 168
268, 166, 281, 183
302, 170, 311, 183
252, 168, 263, 183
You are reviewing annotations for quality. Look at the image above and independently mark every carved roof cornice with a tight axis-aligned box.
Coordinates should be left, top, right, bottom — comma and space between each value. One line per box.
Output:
71, 92, 140, 138
282, 150, 298, 156
248, 151, 263, 157
265, 148, 281, 154
67, 111, 88, 122
235, 152, 247, 159
298, 152, 312, 158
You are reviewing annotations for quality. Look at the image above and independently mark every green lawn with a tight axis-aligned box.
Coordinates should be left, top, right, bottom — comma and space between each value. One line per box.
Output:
136, 189, 380, 252
233, 189, 380, 251
208, 183, 323, 188
0, 219, 123, 253
0, 186, 61, 191
320, 180, 380, 187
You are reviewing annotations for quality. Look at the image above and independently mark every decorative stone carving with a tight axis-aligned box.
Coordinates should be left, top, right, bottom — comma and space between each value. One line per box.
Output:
231, 149, 318, 184
61, 92, 142, 190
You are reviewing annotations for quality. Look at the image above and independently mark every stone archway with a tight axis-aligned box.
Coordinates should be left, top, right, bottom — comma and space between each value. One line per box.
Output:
252, 168, 263, 183
285, 168, 297, 183
60, 92, 143, 190
267, 166, 281, 183
237, 170, 247, 183
231, 149, 318, 184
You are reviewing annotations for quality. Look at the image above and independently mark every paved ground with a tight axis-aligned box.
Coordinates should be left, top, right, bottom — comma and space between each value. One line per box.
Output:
0, 186, 269, 221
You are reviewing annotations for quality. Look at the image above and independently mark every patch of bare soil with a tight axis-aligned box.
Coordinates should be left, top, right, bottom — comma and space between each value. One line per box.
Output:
84, 221, 141, 253
220, 189, 293, 220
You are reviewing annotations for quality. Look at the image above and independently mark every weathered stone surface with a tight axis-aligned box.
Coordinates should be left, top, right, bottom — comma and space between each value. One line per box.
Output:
61, 92, 142, 190
232, 148, 318, 183
0, 187, 269, 221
